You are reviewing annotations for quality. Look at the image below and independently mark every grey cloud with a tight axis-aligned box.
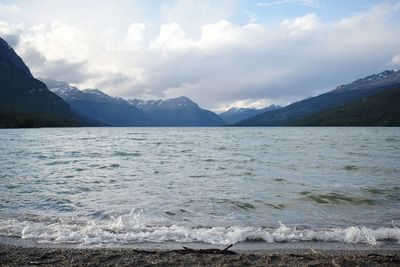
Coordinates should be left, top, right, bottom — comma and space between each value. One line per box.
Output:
2, 2, 399, 111
2, 33, 21, 47
20, 46, 91, 84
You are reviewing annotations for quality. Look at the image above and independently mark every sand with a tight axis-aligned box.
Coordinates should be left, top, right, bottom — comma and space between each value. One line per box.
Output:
1, 242, 400, 266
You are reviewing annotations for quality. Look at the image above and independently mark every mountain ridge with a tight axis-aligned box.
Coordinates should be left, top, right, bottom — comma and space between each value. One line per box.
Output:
45, 79, 225, 126
293, 87, 400, 126
234, 69, 400, 126
0, 37, 81, 128
44, 78, 154, 126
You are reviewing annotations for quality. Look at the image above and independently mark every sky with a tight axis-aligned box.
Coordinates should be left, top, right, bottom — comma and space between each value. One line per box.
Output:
0, 0, 400, 111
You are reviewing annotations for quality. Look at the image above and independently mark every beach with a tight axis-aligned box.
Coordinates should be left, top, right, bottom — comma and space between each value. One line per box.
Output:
1, 242, 400, 266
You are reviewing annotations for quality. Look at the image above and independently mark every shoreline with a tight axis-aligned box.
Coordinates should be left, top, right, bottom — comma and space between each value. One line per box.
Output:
1, 237, 400, 266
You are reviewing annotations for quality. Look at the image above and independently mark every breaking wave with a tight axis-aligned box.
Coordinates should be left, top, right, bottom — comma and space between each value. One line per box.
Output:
0, 211, 399, 247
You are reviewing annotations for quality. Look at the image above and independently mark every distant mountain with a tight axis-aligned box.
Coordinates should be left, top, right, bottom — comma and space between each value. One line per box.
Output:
46, 79, 224, 126
235, 70, 400, 126
45, 79, 155, 126
293, 87, 400, 126
128, 96, 225, 126
219, 105, 281, 125
0, 37, 80, 128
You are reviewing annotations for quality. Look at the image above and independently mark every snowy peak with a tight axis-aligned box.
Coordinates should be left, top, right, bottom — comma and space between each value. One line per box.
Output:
221, 105, 281, 115
334, 70, 400, 92
219, 104, 281, 124
128, 96, 224, 126
224, 107, 258, 114
129, 96, 198, 111
43, 79, 122, 103
82, 88, 120, 102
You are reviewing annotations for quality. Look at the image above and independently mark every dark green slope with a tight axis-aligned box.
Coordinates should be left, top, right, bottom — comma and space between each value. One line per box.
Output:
0, 37, 80, 128
292, 88, 400, 126
235, 70, 400, 126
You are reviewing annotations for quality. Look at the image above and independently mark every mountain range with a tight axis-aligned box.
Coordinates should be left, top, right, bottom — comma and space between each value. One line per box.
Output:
234, 70, 400, 126
1, 36, 399, 128
128, 97, 224, 126
45, 79, 225, 126
45, 79, 155, 126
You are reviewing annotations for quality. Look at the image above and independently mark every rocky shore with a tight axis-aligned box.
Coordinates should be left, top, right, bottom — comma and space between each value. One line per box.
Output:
1, 243, 400, 266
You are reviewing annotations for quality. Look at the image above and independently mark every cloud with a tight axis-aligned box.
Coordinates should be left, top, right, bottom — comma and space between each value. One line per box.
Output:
160, 0, 235, 34
1, 2, 400, 110
0, 4, 20, 13
19, 45, 90, 83
281, 13, 321, 34
125, 23, 146, 48
150, 23, 193, 51
390, 53, 400, 66
216, 99, 273, 112
0, 21, 23, 46
256, 0, 321, 8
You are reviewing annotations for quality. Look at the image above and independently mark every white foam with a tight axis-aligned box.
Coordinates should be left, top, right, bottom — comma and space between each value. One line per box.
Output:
0, 213, 399, 246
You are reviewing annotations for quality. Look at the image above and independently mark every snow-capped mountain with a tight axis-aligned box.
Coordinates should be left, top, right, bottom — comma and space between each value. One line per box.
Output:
44, 79, 154, 126
236, 69, 400, 126
128, 96, 225, 126
46, 80, 126, 104
219, 105, 281, 125
44, 79, 225, 126
334, 70, 400, 92
128, 96, 198, 111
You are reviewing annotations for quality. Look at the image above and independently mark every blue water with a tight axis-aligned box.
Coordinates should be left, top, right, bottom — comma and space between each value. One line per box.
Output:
0, 127, 399, 246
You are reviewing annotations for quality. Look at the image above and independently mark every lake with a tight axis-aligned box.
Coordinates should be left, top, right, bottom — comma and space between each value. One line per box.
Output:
0, 127, 399, 247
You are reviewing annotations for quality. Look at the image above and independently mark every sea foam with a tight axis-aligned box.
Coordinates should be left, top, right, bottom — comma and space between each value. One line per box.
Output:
0, 212, 399, 246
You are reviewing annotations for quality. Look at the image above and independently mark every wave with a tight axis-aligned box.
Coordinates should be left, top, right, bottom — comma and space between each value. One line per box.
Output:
0, 212, 399, 246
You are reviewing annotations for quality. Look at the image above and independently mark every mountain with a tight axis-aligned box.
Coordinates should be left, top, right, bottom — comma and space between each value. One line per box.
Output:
46, 79, 225, 126
219, 105, 281, 125
292, 87, 400, 126
44, 79, 155, 126
0, 37, 80, 128
128, 96, 225, 126
0, 38, 32, 77
235, 70, 400, 126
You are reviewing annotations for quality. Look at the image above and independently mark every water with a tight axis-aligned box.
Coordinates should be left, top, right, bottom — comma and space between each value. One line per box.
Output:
0, 127, 399, 247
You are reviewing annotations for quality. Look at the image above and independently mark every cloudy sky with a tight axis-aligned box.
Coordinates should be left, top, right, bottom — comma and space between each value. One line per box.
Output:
1, 0, 400, 111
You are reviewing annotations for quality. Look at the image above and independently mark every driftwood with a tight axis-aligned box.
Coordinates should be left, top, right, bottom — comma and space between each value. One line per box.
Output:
174, 244, 236, 255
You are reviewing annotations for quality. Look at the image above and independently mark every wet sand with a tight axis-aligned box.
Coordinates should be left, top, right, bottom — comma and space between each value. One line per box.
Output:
1, 242, 400, 266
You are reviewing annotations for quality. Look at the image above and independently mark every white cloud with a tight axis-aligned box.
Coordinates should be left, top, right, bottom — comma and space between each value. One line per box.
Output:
216, 99, 273, 112
1, 2, 400, 110
281, 13, 321, 34
256, 0, 320, 8
125, 23, 146, 48
19, 22, 91, 62
150, 23, 193, 51
198, 20, 243, 49
390, 53, 400, 66
160, 0, 235, 34
0, 4, 19, 12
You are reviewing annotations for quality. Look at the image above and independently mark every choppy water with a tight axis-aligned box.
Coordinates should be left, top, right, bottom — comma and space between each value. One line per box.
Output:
0, 127, 399, 247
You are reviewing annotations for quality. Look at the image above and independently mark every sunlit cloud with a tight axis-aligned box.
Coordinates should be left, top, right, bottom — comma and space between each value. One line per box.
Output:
255, 0, 321, 8
0, 3, 20, 13
0, 1, 399, 110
